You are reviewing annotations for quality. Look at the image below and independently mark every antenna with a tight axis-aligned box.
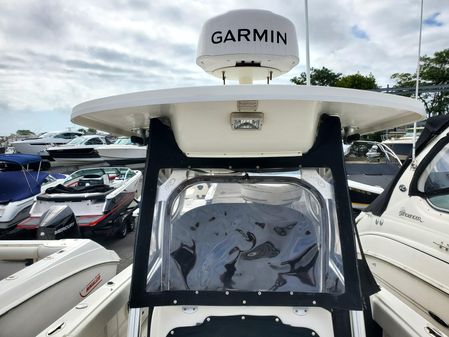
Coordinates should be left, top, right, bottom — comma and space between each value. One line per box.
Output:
304, 0, 311, 85
412, 0, 424, 164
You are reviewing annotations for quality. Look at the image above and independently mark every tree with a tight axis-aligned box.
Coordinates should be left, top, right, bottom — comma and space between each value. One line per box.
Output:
86, 128, 97, 134
335, 73, 378, 90
290, 67, 342, 86
16, 130, 35, 136
391, 49, 449, 117
291, 67, 378, 90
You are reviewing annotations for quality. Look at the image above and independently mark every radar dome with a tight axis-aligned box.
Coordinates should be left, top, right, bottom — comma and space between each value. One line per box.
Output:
196, 9, 299, 84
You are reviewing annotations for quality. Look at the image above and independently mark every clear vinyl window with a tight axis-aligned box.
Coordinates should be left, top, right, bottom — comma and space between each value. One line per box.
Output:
147, 169, 344, 295
417, 142, 449, 211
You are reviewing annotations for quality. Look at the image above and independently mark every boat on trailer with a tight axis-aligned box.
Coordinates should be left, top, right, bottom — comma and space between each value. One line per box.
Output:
0, 154, 65, 235
17, 166, 142, 238
39, 9, 425, 337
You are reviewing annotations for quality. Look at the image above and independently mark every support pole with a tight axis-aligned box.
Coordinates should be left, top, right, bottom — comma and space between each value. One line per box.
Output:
304, 0, 311, 86
412, 0, 424, 164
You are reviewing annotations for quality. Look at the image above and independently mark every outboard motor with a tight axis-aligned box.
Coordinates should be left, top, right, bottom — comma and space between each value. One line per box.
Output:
37, 205, 81, 239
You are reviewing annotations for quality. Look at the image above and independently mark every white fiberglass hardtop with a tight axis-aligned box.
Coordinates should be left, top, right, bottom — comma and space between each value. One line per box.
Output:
72, 85, 424, 158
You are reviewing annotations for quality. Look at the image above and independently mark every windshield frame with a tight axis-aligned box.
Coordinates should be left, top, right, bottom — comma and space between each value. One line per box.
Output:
129, 115, 364, 311
410, 135, 449, 211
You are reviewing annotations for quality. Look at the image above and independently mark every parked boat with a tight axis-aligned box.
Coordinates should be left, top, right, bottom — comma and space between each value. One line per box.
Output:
358, 114, 449, 337
39, 9, 425, 337
17, 166, 142, 238
96, 137, 147, 166
11, 131, 83, 158
46, 135, 112, 165
345, 140, 403, 211
381, 138, 413, 162
0, 239, 119, 337
0, 154, 65, 235
380, 127, 423, 162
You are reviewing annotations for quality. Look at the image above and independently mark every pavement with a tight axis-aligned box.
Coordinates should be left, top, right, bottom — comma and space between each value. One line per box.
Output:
94, 230, 136, 272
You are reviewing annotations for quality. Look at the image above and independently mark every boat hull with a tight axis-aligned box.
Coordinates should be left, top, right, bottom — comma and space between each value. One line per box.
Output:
47, 147, 104, 165
0, 264, 116, 337
11, 141, 66, 157
97, 145, 147, 166
360, 232, 449, 336
38, 266, 334, 337
0, 197, 34, 231
0, 240, 119, 337
348, 185, 381, 210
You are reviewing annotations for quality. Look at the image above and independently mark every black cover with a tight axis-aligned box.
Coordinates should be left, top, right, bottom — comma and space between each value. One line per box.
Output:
366, 114, 449, 216
37, 205, 80, 239
45, 183, 113, 194
166, 315, 319, 337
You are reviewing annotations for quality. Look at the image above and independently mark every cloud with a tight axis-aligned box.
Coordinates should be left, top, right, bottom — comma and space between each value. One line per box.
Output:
0, 0, 448, 135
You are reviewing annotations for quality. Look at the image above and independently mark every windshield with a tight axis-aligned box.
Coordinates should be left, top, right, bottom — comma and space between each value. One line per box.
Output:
39, 132, 59, 138
418, 142, 449, 211
64, 167, 135, 184
114, 137, 133, 145
146, 169, 344, 295
67, 137, 88, 145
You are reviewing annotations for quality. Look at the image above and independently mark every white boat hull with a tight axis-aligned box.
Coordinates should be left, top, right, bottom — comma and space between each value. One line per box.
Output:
97, 145, 147, 167
39, 265, 335, 337
50, 157, 105, 165
0, 240, 119, 337
47, 144, 107, 165
11, 141, 65, 157
371, 288, 447, 337
0, 196, 34, 230
360, 230, 449, 336
97, 145, 147, 160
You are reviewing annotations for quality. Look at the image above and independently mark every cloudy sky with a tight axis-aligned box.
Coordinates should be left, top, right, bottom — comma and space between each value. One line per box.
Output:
0, 0, 447, 135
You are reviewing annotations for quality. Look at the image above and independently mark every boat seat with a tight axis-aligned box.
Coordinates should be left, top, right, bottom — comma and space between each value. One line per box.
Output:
78, 174, 109, 187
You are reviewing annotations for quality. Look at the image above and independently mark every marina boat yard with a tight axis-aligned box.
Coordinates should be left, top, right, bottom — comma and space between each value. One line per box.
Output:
0, 6, 446, 337
32, 9, 436, 337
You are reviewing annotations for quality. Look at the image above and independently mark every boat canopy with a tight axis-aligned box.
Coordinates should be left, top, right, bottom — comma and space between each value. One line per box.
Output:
0, 171, 51, 203
0, 154, 42, 166
72, 85, 425, 158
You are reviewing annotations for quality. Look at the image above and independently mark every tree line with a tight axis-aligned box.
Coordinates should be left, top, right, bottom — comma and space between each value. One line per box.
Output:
290, 48, 449, 118
14, 128, 97, 137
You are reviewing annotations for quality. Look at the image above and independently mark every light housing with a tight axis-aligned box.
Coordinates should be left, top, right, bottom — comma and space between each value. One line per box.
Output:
230, 112, 264, 130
